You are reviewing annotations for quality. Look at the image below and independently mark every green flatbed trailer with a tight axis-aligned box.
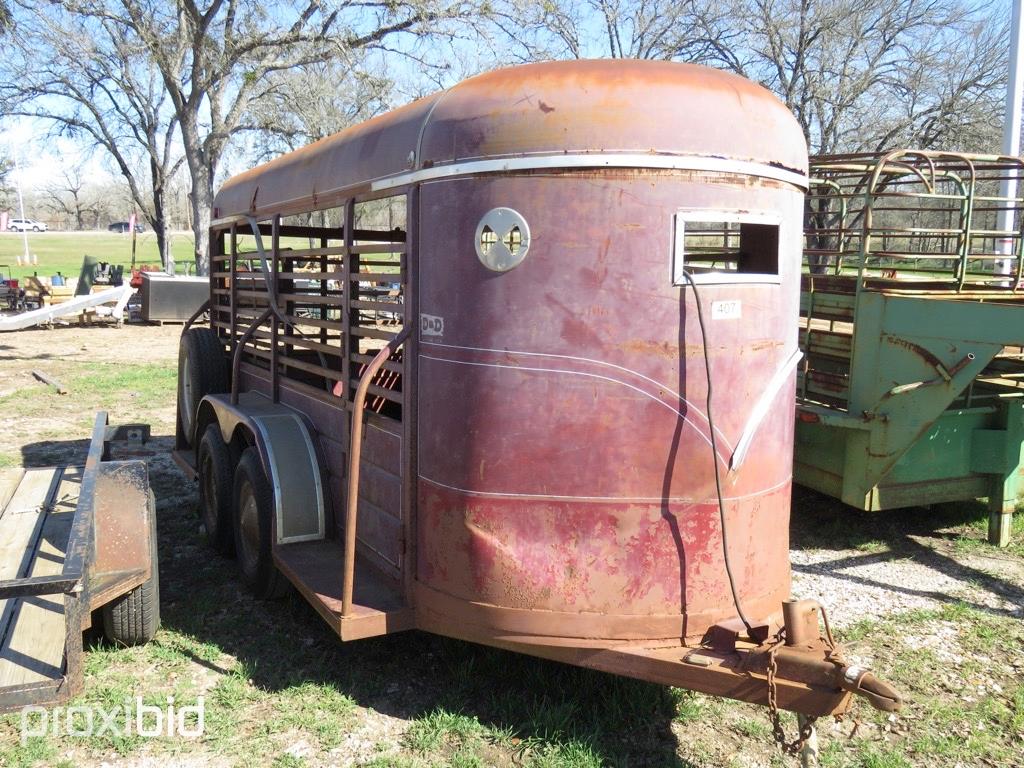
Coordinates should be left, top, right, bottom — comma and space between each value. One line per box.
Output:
795, 150, 1024, 546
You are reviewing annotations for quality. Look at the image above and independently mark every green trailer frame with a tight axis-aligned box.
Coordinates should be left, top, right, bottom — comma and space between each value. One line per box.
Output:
796, 150, 1024, 546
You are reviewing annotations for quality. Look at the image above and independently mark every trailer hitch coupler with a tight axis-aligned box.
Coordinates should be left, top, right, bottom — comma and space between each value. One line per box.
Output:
839, 665, 903, 713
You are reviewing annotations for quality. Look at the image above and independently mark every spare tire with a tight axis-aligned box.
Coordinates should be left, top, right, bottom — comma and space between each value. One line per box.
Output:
178, 328, 229, 447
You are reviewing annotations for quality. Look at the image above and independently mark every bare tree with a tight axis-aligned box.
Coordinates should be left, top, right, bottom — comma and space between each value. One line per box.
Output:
727, 0, 1006, 155
242, 58, 395, 161
0, 154, 12, 212
1, 2, 183, 267
3, 1, 485, 273
41, 166, 102, 230
45, 0, 484, 274
496, 0, 732, 62
498, 0, 1006, 155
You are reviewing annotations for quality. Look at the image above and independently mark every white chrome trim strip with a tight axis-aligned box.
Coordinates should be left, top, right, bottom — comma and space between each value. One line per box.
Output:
213, 154, 806, 225
373, 154, 808, 192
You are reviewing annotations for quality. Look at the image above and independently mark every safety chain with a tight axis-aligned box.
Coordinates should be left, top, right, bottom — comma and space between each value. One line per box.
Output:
765, 632, 817, 754
765, 605, 847, 754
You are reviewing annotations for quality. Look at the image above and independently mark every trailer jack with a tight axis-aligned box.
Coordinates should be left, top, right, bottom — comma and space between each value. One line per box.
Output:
737, 599, 902, 756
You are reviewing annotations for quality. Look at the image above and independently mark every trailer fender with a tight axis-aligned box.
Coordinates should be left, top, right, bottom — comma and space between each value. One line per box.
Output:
198, 394, 326, 544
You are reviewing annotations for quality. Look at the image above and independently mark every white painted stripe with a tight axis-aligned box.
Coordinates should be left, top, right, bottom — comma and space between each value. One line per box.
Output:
419, 353, 729, 469
729, 347, 803, 472
417, 473, 792, 503
420, 339, 736, 451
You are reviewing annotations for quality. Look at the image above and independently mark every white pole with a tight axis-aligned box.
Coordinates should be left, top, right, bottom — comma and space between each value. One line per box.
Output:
12, 153, 30, 265
997, 0, 1024, 278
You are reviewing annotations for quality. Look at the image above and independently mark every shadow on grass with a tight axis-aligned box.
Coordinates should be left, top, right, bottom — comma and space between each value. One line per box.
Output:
791, 485, 1023, 619
18, 437, 91, 467
18, 432, 691, 767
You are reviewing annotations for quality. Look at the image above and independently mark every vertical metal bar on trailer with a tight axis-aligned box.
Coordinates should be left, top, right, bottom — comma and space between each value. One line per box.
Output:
342, 327, 410, 616
342, 200, 354, 460
271, 215, 280, 403
997, 0, 1024, 276
229, 224, 238, 355
402, 187, 419, 606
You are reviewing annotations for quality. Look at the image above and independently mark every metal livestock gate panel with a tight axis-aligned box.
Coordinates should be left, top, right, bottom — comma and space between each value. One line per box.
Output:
796, 150, 1024, 546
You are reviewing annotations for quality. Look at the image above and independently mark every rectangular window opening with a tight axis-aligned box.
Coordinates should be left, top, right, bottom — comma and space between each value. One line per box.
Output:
673, 212, 780, 284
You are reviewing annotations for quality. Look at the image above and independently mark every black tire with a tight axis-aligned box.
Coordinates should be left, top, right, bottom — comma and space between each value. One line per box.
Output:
232, 448, 287, 599
177, 328, 228, 447
31, 226, 39, 232
197, 424, 235, 556
103, 490, 160, 645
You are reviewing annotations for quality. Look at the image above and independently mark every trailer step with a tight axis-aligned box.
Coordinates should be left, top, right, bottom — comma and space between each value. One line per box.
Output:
0, 466, 80, 690
274, 540, 412, 641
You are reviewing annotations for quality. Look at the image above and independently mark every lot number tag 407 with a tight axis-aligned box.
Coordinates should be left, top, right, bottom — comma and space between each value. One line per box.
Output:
711, 300, 741, 320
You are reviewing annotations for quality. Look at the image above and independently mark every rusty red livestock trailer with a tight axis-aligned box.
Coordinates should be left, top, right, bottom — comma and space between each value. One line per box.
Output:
173, 60, 900, 747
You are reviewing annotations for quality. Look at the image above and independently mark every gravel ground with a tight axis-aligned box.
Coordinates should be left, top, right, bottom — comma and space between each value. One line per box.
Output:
791, 541, 1024, 627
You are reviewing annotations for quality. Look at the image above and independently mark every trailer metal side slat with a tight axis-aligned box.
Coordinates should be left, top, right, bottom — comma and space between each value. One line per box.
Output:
350, 326, 403, 341
275, 293, 345, 306
276, 271, 345, 280
242, 345, 341, 382
245, 327, 343, 359
347, 272, 403, 282
348, 243, 406, 255
349, 352, 404, 374
350, 299, 402, 312
271, 245, 347, 260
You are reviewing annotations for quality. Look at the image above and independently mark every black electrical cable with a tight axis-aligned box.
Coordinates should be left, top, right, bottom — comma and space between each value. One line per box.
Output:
681, 270, 755, 636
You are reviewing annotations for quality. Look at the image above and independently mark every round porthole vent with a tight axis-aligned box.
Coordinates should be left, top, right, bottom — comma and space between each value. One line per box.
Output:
475, 208, 531, 272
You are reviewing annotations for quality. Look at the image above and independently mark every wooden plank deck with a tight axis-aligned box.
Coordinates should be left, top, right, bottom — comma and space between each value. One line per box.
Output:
0, 467, 79, 687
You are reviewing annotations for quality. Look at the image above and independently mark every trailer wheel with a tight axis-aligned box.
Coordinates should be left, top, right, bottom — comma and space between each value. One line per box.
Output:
103, 491, 161, 646
197, 424, 235, 556
178, 328, 228, 446
232, 448, 287, 599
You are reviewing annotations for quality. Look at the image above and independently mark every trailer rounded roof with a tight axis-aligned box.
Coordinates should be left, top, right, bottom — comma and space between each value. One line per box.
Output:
214, 60, 808, 219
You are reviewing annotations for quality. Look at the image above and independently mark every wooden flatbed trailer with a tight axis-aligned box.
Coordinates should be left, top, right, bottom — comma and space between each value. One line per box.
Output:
0, 413, 159, 712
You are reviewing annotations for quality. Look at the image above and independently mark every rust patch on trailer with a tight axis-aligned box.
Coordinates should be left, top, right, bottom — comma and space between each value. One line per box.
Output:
882, 334, 947, 370
93, 463, 150, 579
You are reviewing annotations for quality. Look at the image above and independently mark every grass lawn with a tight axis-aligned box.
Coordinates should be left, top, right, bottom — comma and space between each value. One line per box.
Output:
0, 231, 197, 280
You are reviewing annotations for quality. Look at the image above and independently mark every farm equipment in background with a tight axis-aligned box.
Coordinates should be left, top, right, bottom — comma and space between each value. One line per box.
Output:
797, 150, 1024, 546
130, 264, 163, 288
0, 265, 25, 312
76, 255, 125, 295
